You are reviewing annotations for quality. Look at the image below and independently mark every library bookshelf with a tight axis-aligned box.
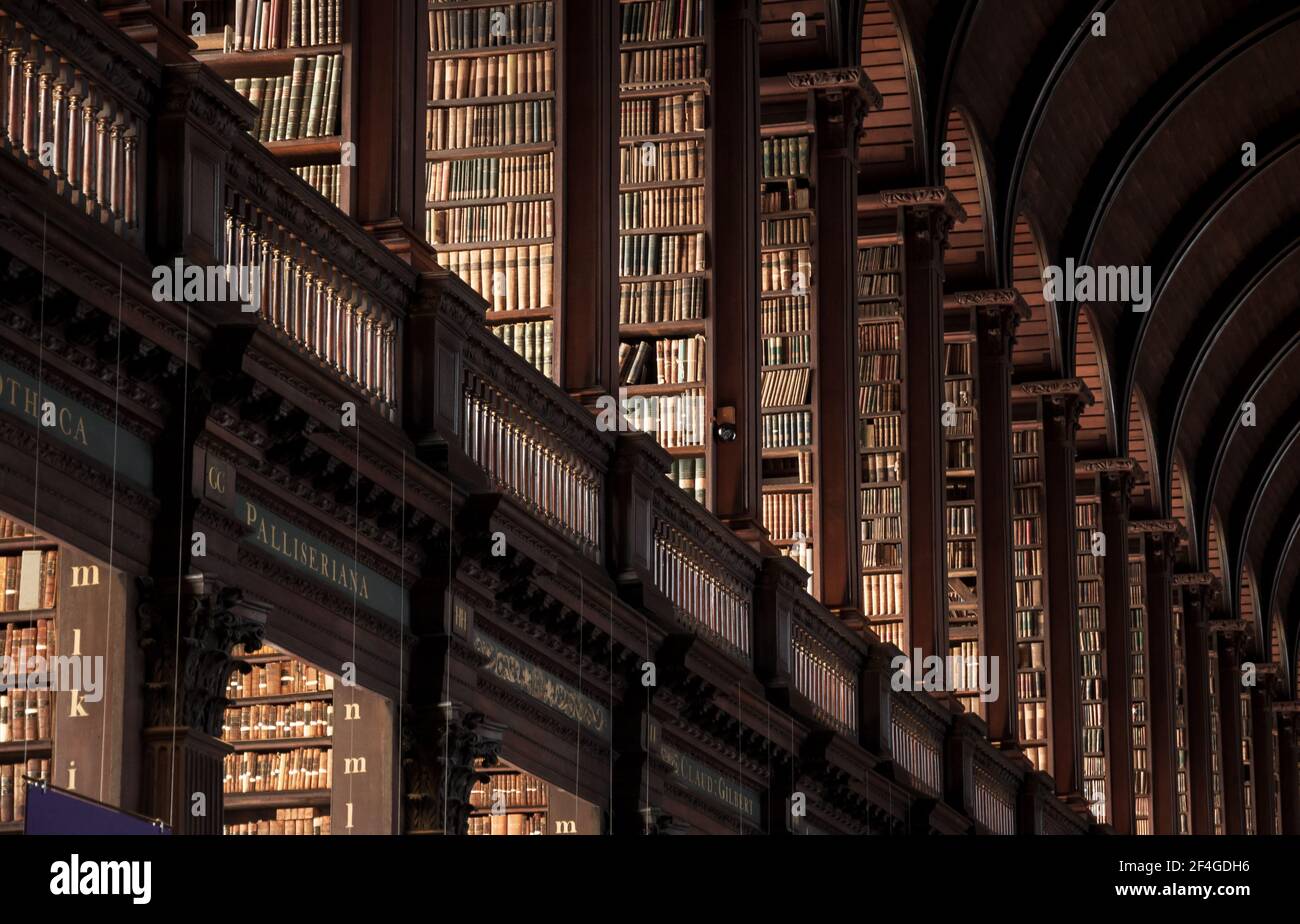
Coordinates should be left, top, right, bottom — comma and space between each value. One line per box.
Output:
1240, 690, 1255, 834
468, 757, 602, 835
617, 0, 714, 505
1127, 536, 1152, 834
942, 311, 980, 716
855, 235, 904, 648
0, 516, 56, 831
1011, 421, 1049, 771
193, 0, 356, 211
759, 123, 816, 592
1170, 585, 1192, 833
425, 0, 561, 379
221, 643, 335, 834
1075, 478, 1107, 823
1207, 646, 1226, 833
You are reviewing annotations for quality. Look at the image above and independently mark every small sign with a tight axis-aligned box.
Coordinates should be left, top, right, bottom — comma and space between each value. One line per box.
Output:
25, 783, 170, 835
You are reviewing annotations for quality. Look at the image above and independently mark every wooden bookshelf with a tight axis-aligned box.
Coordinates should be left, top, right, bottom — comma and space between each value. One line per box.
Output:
425, 0, 560, 378
943, 327, 979, 715
617, 0, 713, 504
1012, 424, 1049, 771
221, 643, 335, 835
1127, 538, 1152, 834
1171, 587, 1192, 833
1075, 487, 1107, 822
1207, 647, 1225, 834
856, 238, 904, 648
194, 0, 356, 212
468, 760, 549, 835
1239, 691, 1255, 834
759, 130, 816, 591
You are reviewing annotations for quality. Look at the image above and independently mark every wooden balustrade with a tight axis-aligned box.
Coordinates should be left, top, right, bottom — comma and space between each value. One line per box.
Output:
888, 691, 946, 798
790, 610, 860, 736
462, 363, 603, 559
971, 747, 1020, 834
0, 1, 155, 242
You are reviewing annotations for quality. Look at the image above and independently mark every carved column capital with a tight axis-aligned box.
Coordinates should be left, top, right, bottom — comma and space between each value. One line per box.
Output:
957, 288, 1030, 359
881, 186, 967, 245
136, 574, 268, 737
790, 67, 882, 154
402, 702, 505, 834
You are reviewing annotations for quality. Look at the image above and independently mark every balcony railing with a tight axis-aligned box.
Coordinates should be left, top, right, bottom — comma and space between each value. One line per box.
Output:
971, 750, 1020, 834
888, 688, 946, 798
790, 611, 859, 736
0, 2, 155, 244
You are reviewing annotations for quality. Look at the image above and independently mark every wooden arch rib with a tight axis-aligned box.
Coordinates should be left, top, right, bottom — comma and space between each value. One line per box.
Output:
940, 108, 995, 286
1010, 215, 1060, 378
858, 0, 922, 183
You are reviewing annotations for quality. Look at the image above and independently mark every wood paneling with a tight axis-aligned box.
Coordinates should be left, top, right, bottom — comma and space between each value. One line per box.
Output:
940, 109, 991, 286
1010, 216, 1058, 378
858, 0, 917, 182
1075, 306, 1110, 454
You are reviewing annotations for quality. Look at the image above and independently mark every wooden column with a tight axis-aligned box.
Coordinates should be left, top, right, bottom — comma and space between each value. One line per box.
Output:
558, 0, 619, 404
1250, 680, 1278, 834
1097, 461, 1137, 833
354, 0, 429, 264
1135, 521, 1183, 834
1278, 712, 1300, 834
884, 187, 964, 660
1214, 626, 1246, 834
797, 68, 880, 618
1177, 575, 1216, 833
711, 0, 763, 536
962, 290, 1028, 746
1037, 380, 1090, 806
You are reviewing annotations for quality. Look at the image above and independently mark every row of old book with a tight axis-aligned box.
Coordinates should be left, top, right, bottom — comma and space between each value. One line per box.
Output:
945, 537, 976, 571
620, 46, 705, 84
620, 92, 705, 137
0, 620, 51, 744
224, 0, 342, 51
761, 216, 811, 247
440, 244, 555, 311
428, 1, 555, 52
668, 458, 707, 507
762, 409, 811, 449
1016, 582, 1045, 613
760, 366, 811, 408
860, 484, 903, 517
620, 0, 705, 43
427, 153, 553, 202
760, 248, 811, 294
862, 450, 901, 485
0, 759, 48, 825
946, 437, 975, 469
428, 50, 555, 100
618, 277, 705, 323
0, 551, 57, 612
761, 334, 810, 366
859, 414, 901, 450
857, 244, 900, 275
221, 701, 334, 742
620, 186, 705, 231
762, 492, 809, 543
228, 54, 344, 142
224, 807, 331, 835
619, 232, 708, 278
860, 538, 901, 567
468, 812, 545, 835
223, 748, 332, 793
858, 383, 901, 415
862, 573, 904, 619
426, 100, 555, 150
761, 180, 811, 215
226, 660, 335, 700
762, 135, 811, 179
490, 320, 554, 379
619, 390, 706, 448
1014, 549, 1043, 577
618, 335, 705, 385
428, 200, 554, 246
858, 352, 900, 383
291, 165, 340, 207
1013, 516, 1042, 546
469, 771, 549, 808
0, 517, 33, 539
759, 295, 811, 335
1013, 486, 1042, 516
619, 139, 704, 184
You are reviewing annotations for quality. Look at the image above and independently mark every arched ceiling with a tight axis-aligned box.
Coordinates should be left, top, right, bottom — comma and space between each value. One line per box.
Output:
862, 0, 1300, 669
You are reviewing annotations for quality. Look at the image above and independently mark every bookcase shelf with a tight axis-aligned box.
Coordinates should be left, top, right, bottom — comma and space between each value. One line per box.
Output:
0, 741, 52, 760
197, 0, 356, 212
426, 0, 560, 380
618, 0, 714, 507
1127, 538, 1152, 834
1076, 486, 1108, 823
1012, 423, 1049, 773
468, 758, 550, 835
1240, 691, 1255, 834
856, 238, 905, 648
1170, 588, 1192, 834
1207, 647, 1225, 833
943, 328, 980, 717
221, 643, 335, 835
